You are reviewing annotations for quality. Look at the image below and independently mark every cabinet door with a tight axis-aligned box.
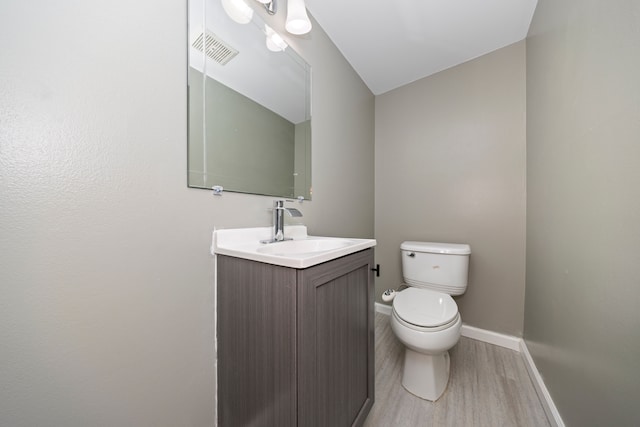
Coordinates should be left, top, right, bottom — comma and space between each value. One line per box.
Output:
217, 255, 298, 427
297, 249, 375, 427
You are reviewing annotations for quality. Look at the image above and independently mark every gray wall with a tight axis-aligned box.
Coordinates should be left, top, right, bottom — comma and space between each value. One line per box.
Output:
375, 41, 527, 336
525, 1, 640, 425
0, 1, 374, 426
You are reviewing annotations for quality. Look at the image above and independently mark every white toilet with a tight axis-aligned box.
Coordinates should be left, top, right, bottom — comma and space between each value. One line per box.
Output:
390, 241, 471, 401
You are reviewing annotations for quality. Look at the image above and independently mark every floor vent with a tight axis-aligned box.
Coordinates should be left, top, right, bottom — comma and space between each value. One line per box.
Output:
192, 31, 239, 65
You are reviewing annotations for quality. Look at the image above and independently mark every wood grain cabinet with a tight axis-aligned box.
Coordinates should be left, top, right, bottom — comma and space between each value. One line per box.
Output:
217, 248, 375, 427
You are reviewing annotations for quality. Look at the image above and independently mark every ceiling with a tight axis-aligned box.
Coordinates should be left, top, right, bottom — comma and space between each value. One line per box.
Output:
305, 0, 538, 95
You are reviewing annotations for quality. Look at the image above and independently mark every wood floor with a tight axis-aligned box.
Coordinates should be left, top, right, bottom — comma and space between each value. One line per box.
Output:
363, 313, 551, 427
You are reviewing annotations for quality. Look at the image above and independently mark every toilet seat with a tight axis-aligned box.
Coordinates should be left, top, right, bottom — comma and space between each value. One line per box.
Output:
393, 287, 459, 329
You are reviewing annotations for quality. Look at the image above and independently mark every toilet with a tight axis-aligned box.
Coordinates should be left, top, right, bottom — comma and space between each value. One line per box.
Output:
390, 241, 471, 401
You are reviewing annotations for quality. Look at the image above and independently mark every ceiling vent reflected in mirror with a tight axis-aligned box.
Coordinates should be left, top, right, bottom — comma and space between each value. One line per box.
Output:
192, 31, 239, 65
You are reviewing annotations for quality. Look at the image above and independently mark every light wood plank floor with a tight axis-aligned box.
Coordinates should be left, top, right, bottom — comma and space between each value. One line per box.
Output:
364, 313, 551, 427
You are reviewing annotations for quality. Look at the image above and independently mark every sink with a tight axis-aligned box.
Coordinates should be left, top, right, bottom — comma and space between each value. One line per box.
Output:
257, 238, 352, 256
212, 225, 376, 268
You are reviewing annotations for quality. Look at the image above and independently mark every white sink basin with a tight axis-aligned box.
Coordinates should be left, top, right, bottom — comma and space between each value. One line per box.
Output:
212, 226, 376, 268
257, 238, 352, 256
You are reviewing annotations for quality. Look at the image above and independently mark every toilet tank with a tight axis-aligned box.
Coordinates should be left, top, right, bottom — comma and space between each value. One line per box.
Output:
400, 241, 471, 296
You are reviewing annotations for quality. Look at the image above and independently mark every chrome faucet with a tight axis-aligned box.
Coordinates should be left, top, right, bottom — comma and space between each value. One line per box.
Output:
262, 200, 303, 243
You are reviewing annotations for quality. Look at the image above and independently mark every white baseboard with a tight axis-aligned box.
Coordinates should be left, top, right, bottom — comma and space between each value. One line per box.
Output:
460, 324, 522, 352
375, 302, 392, 316
520, 341, 565, 427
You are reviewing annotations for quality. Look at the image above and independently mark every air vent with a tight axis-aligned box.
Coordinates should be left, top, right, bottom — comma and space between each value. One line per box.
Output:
192, 31, 239, 65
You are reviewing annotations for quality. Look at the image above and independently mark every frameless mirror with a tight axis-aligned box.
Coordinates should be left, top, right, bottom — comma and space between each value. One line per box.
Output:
188, 0, 312, 199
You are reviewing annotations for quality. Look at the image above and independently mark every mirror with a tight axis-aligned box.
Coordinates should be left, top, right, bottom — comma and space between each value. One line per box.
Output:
188, 0, 312, 199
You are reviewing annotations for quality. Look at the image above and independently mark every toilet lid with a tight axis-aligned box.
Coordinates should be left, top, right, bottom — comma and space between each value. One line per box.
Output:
393, 288, 459, 328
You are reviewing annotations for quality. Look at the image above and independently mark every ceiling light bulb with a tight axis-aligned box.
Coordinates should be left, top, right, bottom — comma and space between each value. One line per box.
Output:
265, 25, 288, 52
221, 0, 254, 24
285, 0, 312, 35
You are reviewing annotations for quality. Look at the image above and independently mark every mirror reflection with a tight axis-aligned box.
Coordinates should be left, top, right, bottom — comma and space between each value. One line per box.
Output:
188, 0, 312, 199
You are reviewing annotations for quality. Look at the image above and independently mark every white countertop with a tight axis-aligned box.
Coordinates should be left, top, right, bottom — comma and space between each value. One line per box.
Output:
212, 225, 376, 269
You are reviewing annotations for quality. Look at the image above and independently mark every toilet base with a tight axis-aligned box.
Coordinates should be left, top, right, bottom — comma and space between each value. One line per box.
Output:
401, 348, 451, 401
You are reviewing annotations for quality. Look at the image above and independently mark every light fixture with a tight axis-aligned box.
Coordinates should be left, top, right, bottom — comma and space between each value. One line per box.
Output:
285, 0, 312, 35
265, 25, 288, 52
255, 0, 276, 15
221, 0, 254, 24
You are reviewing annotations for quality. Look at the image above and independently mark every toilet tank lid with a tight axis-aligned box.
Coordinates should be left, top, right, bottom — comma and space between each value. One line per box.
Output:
401, 241, 471, 255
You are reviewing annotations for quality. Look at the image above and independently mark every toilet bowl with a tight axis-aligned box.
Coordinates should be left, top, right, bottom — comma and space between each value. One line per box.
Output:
390, 287, 462, 400
389, 241, 471, 401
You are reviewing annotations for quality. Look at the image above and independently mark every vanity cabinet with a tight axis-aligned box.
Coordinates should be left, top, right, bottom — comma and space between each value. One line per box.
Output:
217, 248, 375, 427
